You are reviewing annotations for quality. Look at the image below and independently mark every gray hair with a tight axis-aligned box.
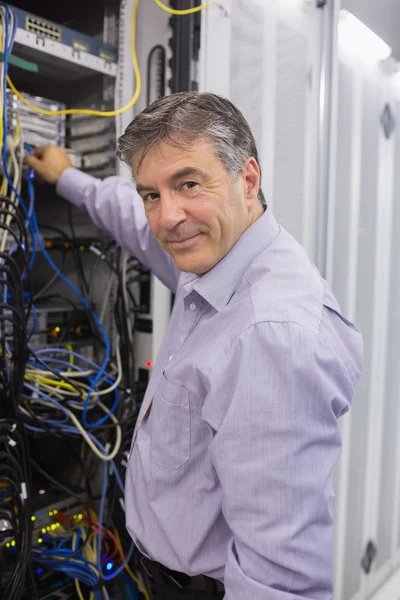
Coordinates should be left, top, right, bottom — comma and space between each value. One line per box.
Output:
116, 92, 266, 206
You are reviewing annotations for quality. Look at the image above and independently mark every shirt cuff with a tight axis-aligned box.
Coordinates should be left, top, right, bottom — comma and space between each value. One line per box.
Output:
56, 168, 97, 208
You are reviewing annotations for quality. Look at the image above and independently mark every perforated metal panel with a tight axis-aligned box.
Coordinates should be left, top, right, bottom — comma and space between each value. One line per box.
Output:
273, 22, 308, 243
343, 74, 380, 600
230, 0, 265, 151
331, 49, 400, 599
332, 62, 354, 310
376, 109, 400, 568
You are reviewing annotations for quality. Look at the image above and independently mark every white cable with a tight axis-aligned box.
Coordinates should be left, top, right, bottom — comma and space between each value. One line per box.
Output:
25, 399, 122, 461
0, 138, 21, 252
99, 273, 115, 324
25, 336, 122, 399
121, 250, 134, 343
26, 368, 95, 378
24, 373, 82, 397
24, 377, 71, 400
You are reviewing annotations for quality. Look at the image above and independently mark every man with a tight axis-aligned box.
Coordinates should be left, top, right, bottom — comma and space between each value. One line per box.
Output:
26, 92, 363, 600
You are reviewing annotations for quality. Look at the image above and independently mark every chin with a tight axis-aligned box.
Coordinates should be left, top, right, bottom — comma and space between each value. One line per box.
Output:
174, 256, 213, 275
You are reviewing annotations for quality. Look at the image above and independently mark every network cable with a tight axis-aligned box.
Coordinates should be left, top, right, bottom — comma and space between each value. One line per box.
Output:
5, 0, 219, 119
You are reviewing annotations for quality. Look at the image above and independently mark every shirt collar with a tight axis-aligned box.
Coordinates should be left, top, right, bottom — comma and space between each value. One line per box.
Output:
183, 209, 279, 312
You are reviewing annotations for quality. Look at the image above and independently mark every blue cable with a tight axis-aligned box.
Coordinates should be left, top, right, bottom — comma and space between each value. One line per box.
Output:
28, 416, 129, 580
26, 358, 87, 373
33, 348, 116, 378
1, 11, 124, 583
97, 456, 134, 581
30, 211, 112, 427
24, 350, 119, 424
68, 387, 119, 426
26, 177, 36, 268
27, 303, 37, 339
124, 571, 139, 600
0, 10, 36, 270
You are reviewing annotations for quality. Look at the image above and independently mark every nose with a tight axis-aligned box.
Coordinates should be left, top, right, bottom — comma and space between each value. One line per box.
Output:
159, 191, 187, 230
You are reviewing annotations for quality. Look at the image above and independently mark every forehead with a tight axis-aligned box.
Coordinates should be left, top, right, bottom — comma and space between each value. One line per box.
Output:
132, 139, 220, 179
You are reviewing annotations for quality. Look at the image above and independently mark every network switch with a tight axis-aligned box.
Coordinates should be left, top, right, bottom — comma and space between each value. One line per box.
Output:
8, 4, 118, 64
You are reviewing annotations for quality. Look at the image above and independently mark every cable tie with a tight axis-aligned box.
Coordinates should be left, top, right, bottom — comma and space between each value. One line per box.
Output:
20, 482, 27, 501
89, 245, 102, 257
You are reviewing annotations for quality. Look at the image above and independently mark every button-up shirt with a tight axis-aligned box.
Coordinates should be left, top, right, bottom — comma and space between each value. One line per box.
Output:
58, 168, 363, 600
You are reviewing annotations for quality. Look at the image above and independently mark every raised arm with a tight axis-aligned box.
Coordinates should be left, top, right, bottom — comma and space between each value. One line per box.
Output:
26, 146, 180, 292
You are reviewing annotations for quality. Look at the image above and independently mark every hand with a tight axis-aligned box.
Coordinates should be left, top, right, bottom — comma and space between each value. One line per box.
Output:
24, 145, 73, 184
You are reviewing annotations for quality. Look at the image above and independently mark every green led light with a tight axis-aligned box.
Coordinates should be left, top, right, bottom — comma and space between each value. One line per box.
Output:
41, 528, 46, 534
6, 543, 10, 548
31, 516, 36, 521
38, 538, 43, 544
55, 327, 60, 333
49, 511, 53, 516
78, 513, 83, 520
53, 509, 58, 515
11, 540, 15, 547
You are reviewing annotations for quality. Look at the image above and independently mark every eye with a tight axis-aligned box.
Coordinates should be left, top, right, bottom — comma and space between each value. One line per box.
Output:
143, 192, 159, 203
181, 181, 199, 192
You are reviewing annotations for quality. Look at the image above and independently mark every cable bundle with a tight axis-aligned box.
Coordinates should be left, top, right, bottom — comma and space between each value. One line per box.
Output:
0, 4, 148, 598
0, 6, 36, 598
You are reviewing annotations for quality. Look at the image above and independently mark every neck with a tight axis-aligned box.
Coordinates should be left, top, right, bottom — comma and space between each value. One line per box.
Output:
249, 202, 265, 227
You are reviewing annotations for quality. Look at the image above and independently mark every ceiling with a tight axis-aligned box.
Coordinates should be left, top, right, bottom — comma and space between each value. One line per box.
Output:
342, 0, 400, 60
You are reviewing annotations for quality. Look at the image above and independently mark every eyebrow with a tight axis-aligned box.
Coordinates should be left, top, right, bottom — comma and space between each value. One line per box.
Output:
136, 166, 207, 195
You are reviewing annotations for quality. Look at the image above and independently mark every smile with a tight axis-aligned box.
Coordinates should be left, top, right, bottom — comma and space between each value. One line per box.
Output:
169, 233, 203, 251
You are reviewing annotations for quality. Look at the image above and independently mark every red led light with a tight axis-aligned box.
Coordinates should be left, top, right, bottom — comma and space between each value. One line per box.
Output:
146, 361, 152, 368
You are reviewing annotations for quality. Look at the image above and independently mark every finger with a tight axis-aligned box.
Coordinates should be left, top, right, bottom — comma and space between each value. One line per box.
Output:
24, 154, 47, 179
31, 146, 47, 158
24, 154, 40, 167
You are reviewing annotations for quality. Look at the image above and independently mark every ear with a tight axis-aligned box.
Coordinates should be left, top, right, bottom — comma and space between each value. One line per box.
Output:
242, 157, 260, 207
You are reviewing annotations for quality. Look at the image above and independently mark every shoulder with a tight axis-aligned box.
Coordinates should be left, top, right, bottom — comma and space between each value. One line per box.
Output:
211, 227, 362, 388
244, 227, 324, 334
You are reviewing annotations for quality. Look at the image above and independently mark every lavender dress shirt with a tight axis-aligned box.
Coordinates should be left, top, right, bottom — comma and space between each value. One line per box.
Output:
58, 168, 363, 599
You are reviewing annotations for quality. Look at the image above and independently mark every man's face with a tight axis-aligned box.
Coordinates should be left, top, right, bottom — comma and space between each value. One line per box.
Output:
133, 139, 262, 275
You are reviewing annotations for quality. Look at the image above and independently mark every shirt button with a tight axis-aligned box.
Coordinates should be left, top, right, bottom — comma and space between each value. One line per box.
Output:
189, 303, 196, 311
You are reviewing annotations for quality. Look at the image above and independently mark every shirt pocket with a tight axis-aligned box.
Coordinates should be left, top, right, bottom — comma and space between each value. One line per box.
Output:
150, 375, 191, 470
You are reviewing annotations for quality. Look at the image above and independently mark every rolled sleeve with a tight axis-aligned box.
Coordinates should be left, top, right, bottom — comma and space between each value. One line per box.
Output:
205, 321, 355, 599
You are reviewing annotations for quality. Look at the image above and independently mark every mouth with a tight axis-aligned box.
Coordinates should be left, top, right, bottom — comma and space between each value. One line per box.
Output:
168, 233, 203, 252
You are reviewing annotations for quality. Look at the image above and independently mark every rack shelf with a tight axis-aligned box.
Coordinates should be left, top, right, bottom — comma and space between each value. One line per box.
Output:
12, 28, 117, 82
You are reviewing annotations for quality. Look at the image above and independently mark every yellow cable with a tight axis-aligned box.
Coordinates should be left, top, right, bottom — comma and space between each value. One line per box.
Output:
0, 22, 3, 155
6, 0, 141, 118
74, 579, 85, 600
153, 0, 217, 15
72, 531, 97, 600
14, 120, 20, 144
113, 528, 151, 600
25, 373, 81, 394
0, 95, 3, 159
65, 344, 74, 372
